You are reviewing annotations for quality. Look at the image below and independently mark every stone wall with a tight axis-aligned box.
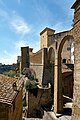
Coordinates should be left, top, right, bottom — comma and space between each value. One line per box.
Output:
30, 64, 43, 84
8, 89, 23, 120
30, 48, 48, 84
72, 21, 80, 119
0, 89, 23, 120
62, 72, 73, 104
71, 0, 80, 119
62, 40, 73, 64
30, 49, 43, 84
30, 50, 42, 64
0, 103, 8, 120
27, 88, 51, 117
42, 64, 54, 86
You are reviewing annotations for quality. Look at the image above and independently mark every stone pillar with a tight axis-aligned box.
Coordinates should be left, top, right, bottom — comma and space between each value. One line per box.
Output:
42, 48, 48, 85
54, 51, 63, 113
42, 48, 48, 68
71, 0, 80, 119
54, 52, 58, 113
21, 47, 30, 72
58, 53, 63, 113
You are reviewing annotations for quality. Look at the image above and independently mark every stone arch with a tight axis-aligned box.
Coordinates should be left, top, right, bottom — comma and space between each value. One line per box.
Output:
48, 47, 55, 64
46, 46, 55, 104
58, 35, 74, 64
57, 35, 74, 112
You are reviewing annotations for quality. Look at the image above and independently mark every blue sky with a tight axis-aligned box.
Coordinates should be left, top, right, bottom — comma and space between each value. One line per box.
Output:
0, 0, 75, 64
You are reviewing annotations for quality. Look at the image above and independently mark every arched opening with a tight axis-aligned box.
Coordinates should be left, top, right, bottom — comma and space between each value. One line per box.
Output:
48, 47, 55, 64
61, 37, 74, 64
58, 35, 74, 115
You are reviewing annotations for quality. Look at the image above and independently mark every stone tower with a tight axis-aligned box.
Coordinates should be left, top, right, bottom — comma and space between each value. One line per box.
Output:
40, 27, 55, 49
71, 0, 80, 25
21, 47, 30, 71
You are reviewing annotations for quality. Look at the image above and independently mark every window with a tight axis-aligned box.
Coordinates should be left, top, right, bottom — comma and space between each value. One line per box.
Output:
67, 47, 71, 51
63, 59, 66, 63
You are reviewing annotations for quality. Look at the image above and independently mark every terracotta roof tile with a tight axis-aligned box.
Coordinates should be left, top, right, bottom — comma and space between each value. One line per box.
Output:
0, 74, 23, 105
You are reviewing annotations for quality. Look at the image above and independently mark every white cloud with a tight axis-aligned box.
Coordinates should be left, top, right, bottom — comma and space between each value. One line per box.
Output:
0, 40, 27, 64
10, 18, 30, 35
29, 40, 39, 53
4, 50, 10, 56
2, 41, 30, 64
15, 40, 27, 50
0, 40, 39, 64
52, 21, 72, 33
0, 9, 31, 35
0, 55, 17, 65
0, 50, 18, 64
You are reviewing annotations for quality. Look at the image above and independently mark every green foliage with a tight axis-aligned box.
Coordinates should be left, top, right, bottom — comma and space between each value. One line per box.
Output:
0, 64, 16, 74
22, 67, 39, 96
25, 79, 38, 97
4, 70, 16, 78
25, 79, 38, 90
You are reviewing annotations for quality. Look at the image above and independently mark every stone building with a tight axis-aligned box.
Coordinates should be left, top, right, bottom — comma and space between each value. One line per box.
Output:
18, 22, 74, 116
40, 27, 55, 49
17, 0, 80, 119
40, 28, 74, 64
0, 74, 23, 120
19, 29, 74, 117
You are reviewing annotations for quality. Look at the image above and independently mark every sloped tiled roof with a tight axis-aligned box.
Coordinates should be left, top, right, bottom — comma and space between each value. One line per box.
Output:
0, 74, 23, 106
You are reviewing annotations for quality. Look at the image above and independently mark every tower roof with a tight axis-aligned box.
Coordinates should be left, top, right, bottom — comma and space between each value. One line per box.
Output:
40, 27, 55, 35
71, 0, 80, 9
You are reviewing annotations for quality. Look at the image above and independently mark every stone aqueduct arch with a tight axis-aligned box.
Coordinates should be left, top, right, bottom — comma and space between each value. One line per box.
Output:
41, 10, 80, 117
48, 30, 74, 113
20, 0, 80, 119
57, 34, 74, 112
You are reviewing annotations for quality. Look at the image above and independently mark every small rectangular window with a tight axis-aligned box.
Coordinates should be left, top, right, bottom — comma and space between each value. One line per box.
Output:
67, 47, 71, 51
63, 59, 66, 63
